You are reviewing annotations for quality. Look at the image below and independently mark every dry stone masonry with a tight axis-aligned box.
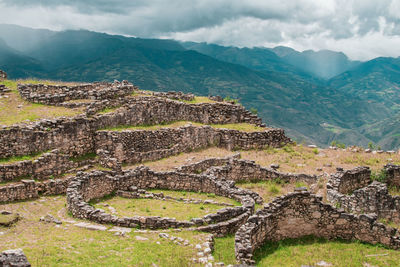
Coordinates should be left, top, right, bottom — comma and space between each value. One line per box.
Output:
66, 167, 258, 236
18, 80, 137, 105
327, 166, 400, 223
0, 70, 6, 80
3, 80, 400, 265
95, 125, 290, 165
235, 189, 400, 265
0, 249, 30, 267
0, 96, 270, 160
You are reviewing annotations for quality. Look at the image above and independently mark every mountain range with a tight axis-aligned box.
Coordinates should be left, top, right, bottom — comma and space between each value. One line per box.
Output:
0, 24, 399, 150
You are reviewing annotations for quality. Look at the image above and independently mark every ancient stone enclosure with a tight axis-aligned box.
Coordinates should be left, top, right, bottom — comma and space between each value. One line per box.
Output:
1, 79, 400, 266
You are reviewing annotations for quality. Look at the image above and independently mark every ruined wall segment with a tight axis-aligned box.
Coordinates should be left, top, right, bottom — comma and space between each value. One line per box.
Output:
0, 96, 274, 159
66, 167, 258, 235
235, 190, 400, 265
327, 167, 400, 223
95, 125, 290, 164
18, 80, 137, 105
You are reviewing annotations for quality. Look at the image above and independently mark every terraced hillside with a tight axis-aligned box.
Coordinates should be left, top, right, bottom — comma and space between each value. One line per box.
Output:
1, 77, 400, 267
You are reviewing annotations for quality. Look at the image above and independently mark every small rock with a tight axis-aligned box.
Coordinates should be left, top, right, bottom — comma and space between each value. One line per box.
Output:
270, 164, 279, 170
336, 167, 344, 171
316, 261, 333, 266
40, 214, 62, 225
135, 236, 149, 241
74, 222, 107, 231
316, 168, 323, 172
308, 145, 317, 148
159, 233, 169, 239
365, 149, 372, 153
0, 211, 12, 215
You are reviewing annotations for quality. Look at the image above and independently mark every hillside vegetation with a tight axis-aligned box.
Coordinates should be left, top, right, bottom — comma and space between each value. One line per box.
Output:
0, 24, 400, 150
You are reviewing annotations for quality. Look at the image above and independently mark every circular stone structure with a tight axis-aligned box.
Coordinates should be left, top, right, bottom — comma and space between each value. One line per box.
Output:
66, 166, 261, 236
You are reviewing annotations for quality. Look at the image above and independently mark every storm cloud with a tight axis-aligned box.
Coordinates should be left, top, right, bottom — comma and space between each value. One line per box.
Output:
1, 0, 400, 60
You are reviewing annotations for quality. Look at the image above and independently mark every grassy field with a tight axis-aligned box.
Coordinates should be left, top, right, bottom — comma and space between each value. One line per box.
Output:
213, 235, 400, 266
148, 189, 240, 206
0, 196, 206, 267
0, 80, 83, 125
102, 121, 267, 132
124, 144, 399, 175
93, 196, 229, 221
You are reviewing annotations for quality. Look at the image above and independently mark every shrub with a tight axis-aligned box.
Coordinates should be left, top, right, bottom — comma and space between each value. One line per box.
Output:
371, 169, 387, 183
250, 107, 258, 114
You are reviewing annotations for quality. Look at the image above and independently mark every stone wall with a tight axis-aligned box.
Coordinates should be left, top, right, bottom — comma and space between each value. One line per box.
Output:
66, 167, 258, 235
151, 91, 195, 101
385, 164, 400, 187
0, 249, 30, 267
95, 125, 291, 164
235, 189, 400, 264
18, 80, 137, 105
175, 154, 317, 183
327, 166, 371, 194
0, 150, 82, 183
0, 176, 75, 203
0, 84, 10, 95
0, 96, 270, 159
0, 70, 7, 80
327, 167, 400, 223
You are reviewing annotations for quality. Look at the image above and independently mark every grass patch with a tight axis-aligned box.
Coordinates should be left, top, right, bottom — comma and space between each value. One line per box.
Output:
0, 79, 83, 125
0, 151, 47, 164
94, 195, 226, 221
371, 169, 387, 183
213, 235, 237, 265
101, 120, 266, 132
183, 96, 216, 104
0, 196, 203, 266
98, 106, 120, 114
253, 235, 400, 267
237, 180, 285, 203
69, 152, 97, 162
148, 189, 240, 206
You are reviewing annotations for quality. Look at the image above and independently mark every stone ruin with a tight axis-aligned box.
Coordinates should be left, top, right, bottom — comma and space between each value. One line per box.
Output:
0, 249, 30, 267
327, 165, 400, 223
235, 189, 400, 264
17, 80, 137, 105
66, 167, 257, 236
1, 80, 400, 265
0, 70, 6, 80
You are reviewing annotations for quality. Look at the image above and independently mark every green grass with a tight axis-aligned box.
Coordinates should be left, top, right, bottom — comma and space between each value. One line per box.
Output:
0, 151, 47, 164
183, 96, 217, 104
93, 196, 227, 221
98, 106, 120, 114
212, 235, 400, 267
101, 120, 266, 132
69, 152, 97, 162
213, 235, 237, 265
0, 196, 203, 267
237, 180, 284, 203
148, 189, 240, 206
0, 79, 83, 125
253, 235, 400, 267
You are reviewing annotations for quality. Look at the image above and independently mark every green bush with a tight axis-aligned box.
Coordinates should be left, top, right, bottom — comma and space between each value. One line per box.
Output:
371, 169, 387, 183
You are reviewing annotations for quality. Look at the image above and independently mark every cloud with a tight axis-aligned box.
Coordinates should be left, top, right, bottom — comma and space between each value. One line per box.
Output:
0, 0, 399, 60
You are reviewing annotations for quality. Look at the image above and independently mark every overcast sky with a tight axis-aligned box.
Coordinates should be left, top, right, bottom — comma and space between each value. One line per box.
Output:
1, 0, 400, 60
